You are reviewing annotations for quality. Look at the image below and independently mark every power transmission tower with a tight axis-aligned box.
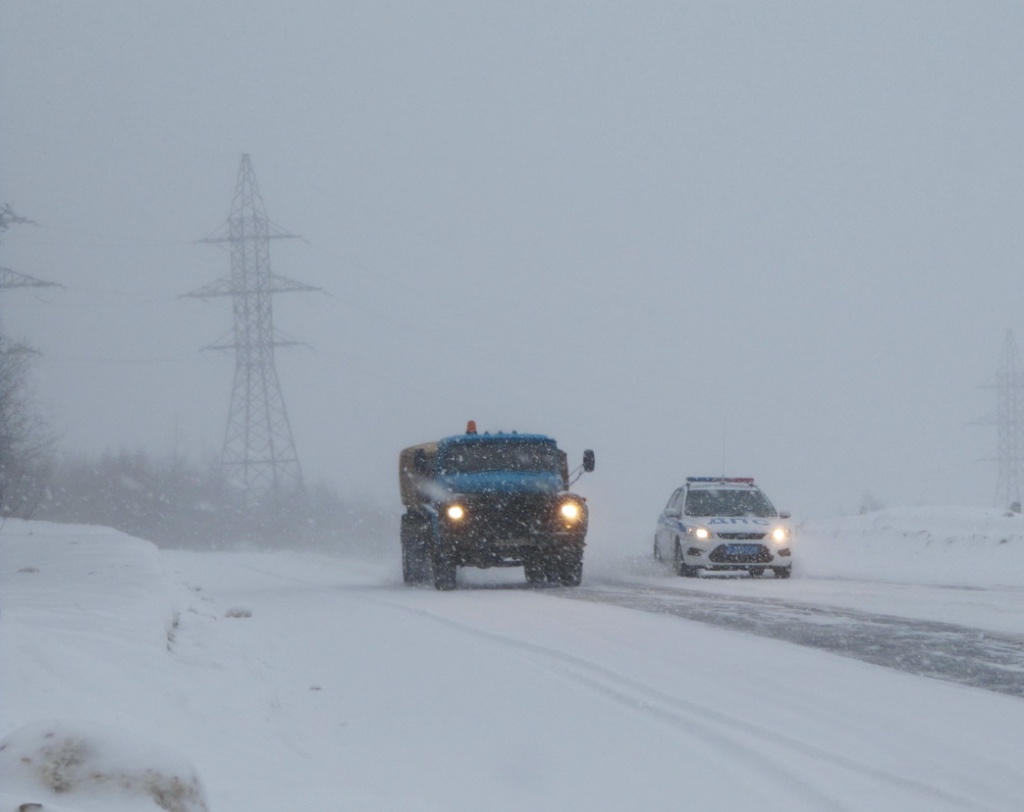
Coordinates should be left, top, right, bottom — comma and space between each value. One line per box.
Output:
184, 155, 318, 511
1, 206, 62, 350
0, 268, 61, 290
0, 270, 61, 345
1, 204, 62, 294
989, 329, 1024, 511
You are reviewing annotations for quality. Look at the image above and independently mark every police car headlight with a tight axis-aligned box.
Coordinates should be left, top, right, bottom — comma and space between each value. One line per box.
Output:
446, 504, 466, 521
559, 501, 582, 522
691, 527, 712, 541
771, 527, 789, 543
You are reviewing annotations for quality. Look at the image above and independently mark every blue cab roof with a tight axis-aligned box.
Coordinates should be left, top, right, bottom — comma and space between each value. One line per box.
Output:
438, 431, 555, 447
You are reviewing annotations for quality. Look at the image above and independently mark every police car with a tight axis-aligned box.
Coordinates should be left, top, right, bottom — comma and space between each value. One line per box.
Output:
653, 477, 792, 578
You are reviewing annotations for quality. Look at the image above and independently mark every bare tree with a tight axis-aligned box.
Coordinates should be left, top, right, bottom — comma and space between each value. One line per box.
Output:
0, 204, 53, 517
0, 339, 53, 515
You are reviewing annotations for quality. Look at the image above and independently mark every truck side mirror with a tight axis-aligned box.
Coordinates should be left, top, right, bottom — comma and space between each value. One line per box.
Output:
583, 450, 595, 472
413, 448, 428, 475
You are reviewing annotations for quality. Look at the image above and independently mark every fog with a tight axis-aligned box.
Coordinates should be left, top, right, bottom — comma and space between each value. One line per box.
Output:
2, 2, 1023, 549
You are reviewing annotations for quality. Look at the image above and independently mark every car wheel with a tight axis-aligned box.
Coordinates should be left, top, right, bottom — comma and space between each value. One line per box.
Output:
673, 542, 697, 578
772, 566, 791, 579
749, 567, 765, 578
653, 536, 662, 561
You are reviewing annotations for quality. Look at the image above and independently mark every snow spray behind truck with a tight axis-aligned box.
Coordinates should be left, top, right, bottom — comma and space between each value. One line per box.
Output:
399, 422, 595, 590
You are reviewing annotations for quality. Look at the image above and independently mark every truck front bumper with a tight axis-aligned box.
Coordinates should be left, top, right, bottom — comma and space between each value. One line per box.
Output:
445, 531, 585, 568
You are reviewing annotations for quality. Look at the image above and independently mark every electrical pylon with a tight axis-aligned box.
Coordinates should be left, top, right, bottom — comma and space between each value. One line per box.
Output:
1, 233, 62, 351
184, 155, 318, 510
0, 268, 61, 290
991, 329, 1024, 511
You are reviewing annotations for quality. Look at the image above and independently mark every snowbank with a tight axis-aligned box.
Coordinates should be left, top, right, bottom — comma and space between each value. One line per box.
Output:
0, 719, 209, 812
0, 521, 204, 812
0, 519, 176, 649
797, 507, 1024, 586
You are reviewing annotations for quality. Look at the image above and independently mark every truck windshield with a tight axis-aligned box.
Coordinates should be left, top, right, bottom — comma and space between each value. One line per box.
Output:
685, 488, 777, 518
442, 442, 560, 475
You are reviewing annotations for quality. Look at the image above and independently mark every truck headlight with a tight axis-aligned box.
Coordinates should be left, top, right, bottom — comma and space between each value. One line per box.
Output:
559, 501, 582, 521
771, 527, 789, 543
446, 504, 466, 521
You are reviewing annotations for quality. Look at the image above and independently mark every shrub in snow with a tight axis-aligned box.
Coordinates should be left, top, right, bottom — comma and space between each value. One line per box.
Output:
0, 720, 209, 812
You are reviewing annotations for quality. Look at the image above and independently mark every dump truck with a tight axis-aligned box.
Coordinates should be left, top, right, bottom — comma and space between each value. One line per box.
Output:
399, 421, 595, 590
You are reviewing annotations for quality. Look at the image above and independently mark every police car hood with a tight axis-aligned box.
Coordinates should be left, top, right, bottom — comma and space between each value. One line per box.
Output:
438, 471, 564, 495
698, 515, 778, 530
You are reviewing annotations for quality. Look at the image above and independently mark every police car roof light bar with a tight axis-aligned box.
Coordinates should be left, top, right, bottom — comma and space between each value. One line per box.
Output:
686, 476, 755, 483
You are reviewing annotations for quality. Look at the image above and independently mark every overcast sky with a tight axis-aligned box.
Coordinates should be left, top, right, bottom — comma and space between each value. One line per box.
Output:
2, 1, 1024, 548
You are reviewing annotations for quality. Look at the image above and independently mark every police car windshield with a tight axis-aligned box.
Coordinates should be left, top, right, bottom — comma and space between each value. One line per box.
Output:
442, 441, 560, 475
685, 488, 777, 518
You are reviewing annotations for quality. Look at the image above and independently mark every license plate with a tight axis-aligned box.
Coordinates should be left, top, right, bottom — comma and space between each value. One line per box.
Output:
726, 544, 760, 556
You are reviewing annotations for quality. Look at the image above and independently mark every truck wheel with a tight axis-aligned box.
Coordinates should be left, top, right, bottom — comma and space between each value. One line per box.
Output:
401, 514, 430, 585
402, 541, 428, 585
432, 546, 457, 591
524, 556, 546, 585
555, 548, 583, 587
401, 546, 415, 584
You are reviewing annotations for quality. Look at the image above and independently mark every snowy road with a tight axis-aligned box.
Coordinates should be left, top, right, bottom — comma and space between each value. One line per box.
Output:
162, 552, 1024, 811
4, 518, 1024, 811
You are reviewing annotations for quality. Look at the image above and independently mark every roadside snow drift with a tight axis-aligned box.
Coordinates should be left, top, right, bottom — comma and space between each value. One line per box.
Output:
798, 506, 1024, 586
0, 719, 209, 812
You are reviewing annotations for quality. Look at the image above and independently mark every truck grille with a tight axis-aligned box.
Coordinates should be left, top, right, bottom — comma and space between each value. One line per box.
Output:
465, 493, 558, 536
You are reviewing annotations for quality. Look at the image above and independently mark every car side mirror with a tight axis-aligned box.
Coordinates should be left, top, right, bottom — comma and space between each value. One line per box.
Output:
664, 508, 681, 519
583, 449, 595, 472
413, 449, 428, 475
779, 511, 791, 519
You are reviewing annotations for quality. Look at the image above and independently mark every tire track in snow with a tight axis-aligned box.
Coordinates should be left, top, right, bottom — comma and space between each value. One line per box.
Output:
369, 594, 992, 812
568, 582, 1024, 698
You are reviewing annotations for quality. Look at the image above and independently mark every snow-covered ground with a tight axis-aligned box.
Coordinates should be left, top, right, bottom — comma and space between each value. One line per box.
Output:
2, 509, 1024, 811
799, 506, 1024, 588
